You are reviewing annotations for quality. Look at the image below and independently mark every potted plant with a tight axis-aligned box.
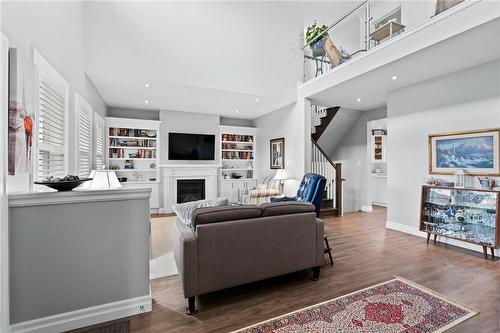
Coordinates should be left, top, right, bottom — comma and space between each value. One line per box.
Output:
305, 23, 329, 57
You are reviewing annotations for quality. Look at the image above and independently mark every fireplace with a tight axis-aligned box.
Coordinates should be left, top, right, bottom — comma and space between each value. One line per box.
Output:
177, 179, 206, 204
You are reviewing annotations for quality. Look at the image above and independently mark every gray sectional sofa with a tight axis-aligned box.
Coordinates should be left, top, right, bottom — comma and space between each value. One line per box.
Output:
173, 201, 324, 314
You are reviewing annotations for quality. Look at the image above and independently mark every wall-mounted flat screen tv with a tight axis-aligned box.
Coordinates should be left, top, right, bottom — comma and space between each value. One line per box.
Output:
168, 132, 215, 160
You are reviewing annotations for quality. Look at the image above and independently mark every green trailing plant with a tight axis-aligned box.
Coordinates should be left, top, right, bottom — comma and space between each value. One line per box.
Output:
305, 23, 329, 49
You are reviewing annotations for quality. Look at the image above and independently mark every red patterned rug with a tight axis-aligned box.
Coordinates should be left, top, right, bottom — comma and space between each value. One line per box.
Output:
234, 277, 477, 333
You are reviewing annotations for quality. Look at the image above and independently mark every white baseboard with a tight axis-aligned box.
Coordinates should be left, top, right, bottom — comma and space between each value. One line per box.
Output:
158, 208, 173, 214
361, 205, 373, 212
10, 293, 152, 333
386, 220, 487, 255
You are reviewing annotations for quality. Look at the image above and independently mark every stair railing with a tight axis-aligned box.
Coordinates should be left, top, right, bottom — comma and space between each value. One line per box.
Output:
311, 139, 343, 215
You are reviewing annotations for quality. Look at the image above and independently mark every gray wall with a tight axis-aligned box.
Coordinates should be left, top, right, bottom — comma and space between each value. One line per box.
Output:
318, 108, 363, 155
108, 107, 160, 120
159, 110, 221, 165
1, 2, 106, 119
9, 194, 150, 324
1, 1, 107, 189
387, 59, 500, 229
254, 101, 307, 196
220, 117, 255, 127
326, 107, 387, 212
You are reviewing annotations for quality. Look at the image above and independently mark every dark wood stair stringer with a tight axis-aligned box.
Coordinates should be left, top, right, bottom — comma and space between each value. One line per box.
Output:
311, 106, 340, 142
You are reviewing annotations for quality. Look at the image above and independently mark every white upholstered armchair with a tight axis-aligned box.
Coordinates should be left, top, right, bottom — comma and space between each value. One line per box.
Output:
240, 176, 280, 204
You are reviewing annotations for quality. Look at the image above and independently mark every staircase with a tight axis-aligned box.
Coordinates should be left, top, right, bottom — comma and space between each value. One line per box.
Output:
310, 105, 343, 217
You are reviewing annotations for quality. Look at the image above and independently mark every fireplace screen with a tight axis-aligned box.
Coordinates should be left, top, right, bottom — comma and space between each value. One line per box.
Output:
177, 179, 206, 204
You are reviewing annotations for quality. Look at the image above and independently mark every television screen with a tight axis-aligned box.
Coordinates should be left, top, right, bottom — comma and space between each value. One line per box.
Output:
168, 133, 215, 160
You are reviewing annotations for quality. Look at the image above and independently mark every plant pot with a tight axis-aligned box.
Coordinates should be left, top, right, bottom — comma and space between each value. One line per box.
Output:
311, 40, 325, 57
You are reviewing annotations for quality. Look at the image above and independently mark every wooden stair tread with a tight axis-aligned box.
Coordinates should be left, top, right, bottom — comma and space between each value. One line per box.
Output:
311, 106, 340, 141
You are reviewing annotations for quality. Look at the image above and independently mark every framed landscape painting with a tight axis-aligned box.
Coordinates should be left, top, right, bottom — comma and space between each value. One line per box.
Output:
429, 128, 500, 175
270, 137, 285, 169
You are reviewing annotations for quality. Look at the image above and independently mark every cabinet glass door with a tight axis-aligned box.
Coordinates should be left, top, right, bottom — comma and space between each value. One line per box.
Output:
422, 187, 497, 246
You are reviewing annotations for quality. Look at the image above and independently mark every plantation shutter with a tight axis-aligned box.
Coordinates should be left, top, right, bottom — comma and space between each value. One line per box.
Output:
76, 94, 92, 178
95, 113, 105, 170
35, 57, 68, 180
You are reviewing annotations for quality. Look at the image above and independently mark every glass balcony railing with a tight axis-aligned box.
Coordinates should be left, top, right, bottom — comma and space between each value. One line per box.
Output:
302, 0, 470, 83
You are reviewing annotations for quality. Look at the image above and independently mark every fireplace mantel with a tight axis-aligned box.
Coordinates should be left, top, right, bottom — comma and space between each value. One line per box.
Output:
159, 164, 221, 213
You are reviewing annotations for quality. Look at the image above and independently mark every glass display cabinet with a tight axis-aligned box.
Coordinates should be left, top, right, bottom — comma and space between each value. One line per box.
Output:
420, 185, 499, 260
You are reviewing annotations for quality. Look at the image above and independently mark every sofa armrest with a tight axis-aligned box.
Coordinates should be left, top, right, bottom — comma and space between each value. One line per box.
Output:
248, 188, 280, 198
173, 218, 198, 298
315, 218, 324, 267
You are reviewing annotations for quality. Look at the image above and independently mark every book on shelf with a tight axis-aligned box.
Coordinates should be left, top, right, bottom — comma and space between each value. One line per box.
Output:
221, 134, 253, 143
109, 127, 157, 138
109, 138, 156, 147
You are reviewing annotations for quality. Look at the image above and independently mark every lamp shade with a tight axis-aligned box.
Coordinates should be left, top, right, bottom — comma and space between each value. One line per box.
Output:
274, 169, 289, 181
77, 170, 121, 190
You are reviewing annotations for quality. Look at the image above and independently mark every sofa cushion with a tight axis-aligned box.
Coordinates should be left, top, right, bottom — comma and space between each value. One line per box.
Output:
192, 205, 261, 229
260, 201, 315, 217
173, 198, 229, 228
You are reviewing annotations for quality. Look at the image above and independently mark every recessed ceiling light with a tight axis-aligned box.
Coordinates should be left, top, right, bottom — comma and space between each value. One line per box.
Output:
145, 83, 150, 88
235, 110, 240, 113
255, 98, 259, 102
391, 75, 398, 80
356, 98, 361, 102
144, 100, 149, 104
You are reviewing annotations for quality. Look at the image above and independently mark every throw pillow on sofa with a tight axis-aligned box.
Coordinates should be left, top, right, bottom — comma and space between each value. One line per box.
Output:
173, 198, 228, 228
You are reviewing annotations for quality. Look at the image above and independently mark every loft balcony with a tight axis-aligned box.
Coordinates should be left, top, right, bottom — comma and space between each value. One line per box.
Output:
300, 0, 500, 110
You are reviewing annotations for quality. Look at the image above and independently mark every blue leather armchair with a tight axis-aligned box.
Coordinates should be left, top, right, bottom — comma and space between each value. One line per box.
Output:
271, 173, 326, 217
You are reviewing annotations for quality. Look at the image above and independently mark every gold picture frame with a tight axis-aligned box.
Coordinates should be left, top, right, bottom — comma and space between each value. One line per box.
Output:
428, 128, 500, 176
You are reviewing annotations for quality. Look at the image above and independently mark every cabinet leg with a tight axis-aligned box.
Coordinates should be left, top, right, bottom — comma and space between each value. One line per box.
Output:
490, 247, 495, 260
433, 234, 437, 244
482, 246, 488, 260
185, 296, 198, 315
426, 233, 431, 244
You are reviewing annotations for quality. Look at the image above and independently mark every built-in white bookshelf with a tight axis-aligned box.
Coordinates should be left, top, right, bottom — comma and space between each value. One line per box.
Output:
219, 125, 257, 202
219, 126, 257, 180
105, 117, 162, 209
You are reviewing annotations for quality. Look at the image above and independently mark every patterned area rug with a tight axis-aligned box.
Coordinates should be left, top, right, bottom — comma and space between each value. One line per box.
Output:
234, 277, 477, 333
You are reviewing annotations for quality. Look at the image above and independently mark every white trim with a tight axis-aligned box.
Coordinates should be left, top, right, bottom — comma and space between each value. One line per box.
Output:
1, 33, 11, 333
361, 205, 373, 212
75, 92, 93, 177
385, 220, 488, 255
33, 49, 70, 179
94, 112, 105, 170
10, 293, 151, 333
8, 188, 151, 207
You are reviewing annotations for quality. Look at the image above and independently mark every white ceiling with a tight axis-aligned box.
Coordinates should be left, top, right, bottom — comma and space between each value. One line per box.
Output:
83, 1, 357, 119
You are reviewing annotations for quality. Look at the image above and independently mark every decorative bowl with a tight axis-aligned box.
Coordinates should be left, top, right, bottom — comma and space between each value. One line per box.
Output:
34, 178, 92, 191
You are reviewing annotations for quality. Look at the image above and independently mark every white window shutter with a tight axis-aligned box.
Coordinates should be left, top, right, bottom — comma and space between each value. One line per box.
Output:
76, 93, 92, 178
34, 50, 69, 180
94, 112, 105, 170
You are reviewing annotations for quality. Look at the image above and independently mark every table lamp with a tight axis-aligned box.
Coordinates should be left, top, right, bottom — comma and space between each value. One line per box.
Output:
77, 170, 121, 190
274, 169, 289, 195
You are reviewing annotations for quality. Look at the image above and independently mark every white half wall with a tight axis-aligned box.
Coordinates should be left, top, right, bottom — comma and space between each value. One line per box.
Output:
386, 59, 500, 239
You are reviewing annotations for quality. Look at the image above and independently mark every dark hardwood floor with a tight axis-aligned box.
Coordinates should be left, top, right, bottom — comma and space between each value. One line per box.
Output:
130, 207, 500, 333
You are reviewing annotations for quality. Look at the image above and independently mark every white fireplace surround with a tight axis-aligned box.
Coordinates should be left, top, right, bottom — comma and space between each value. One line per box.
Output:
159, 164, 221, 213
